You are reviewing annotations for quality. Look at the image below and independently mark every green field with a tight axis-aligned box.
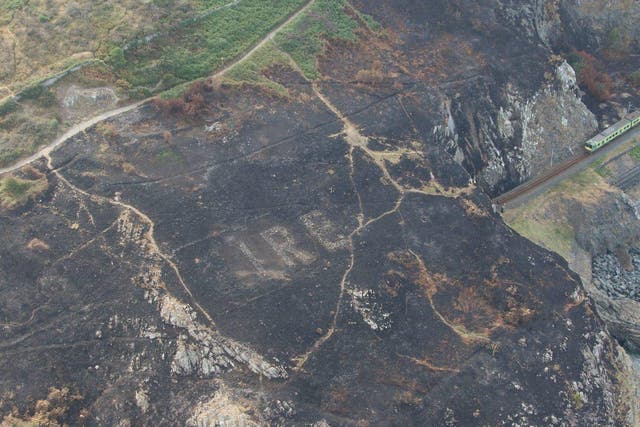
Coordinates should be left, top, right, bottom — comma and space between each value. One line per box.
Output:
115, 0, 307, 93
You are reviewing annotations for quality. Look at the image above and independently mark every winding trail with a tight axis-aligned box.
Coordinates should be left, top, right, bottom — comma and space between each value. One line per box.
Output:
41, 149, 219, 326
0, 0, 316, 177
0, 101, 147, 176
291, 60, 479, 370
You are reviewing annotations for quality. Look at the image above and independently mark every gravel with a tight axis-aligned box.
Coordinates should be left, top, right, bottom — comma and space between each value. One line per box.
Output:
592, 247, 640, 301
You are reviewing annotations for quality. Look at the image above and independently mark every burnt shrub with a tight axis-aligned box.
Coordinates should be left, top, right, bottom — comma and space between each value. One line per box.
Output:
567, 49, 612, 101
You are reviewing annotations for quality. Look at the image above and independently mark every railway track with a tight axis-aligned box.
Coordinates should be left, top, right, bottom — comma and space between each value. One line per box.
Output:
493, 152, 590, 206
615, 165, 640, 190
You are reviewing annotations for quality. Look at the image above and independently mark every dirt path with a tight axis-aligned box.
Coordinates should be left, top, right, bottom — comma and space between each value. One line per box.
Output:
0, 101, 147, 176
288, 57, 480, 370
0, 0, 316, 177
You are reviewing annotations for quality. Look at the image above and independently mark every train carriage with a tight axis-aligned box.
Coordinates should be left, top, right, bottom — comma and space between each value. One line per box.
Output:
585, 110, 640, 152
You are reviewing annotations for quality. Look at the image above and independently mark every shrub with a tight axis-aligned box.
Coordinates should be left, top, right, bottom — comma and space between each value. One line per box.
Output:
154, 80, 211, 116
96, 122, 118, 138
127, 86, 152, 100
567, 49, 612, 101
3, 178, 32, 198
19, 84, 45, 100
0, 173, 48, 209
0, 98, 18, 115
605, 27, 630, 53
106, 46, 127, 70
154, 97, 185, 115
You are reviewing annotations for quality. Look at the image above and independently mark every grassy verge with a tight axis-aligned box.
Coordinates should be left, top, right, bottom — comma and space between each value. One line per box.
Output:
591, 157, 612, 178
503, 168, 607, 261
224, 41, 292, 97
224, 0, 381, 93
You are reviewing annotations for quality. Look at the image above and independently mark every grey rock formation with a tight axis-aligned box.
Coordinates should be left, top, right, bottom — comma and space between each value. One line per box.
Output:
442, 59, 597, 195
593, 248, 640, 301
573, 193, 640, 256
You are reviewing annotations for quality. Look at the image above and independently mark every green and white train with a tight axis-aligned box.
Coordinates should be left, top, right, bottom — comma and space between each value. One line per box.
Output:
585, 110, 640, 152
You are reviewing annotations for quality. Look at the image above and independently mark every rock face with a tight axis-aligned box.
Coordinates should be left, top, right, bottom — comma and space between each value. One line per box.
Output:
344, 0, 605, 196
59, 85, 119, 121
594, 248, 640, 301
592, 248, 640, 352
0, 1, 637, 425
573, 191, 640, 256
443, 58, 597, 194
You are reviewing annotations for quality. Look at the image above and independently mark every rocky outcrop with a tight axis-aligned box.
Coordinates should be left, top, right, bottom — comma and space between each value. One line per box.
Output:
160, 295, 288, 380
60, 85, 119, 121
497, 0, 563, 47
585, 282, 640, 354
573, 192, 640, 255
442, 58, 597, 195
591, 248, 640, 354
593, 248, 640, 301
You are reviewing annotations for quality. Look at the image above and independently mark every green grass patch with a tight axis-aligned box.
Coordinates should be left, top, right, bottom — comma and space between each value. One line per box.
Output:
594, 165, 612, 177
509, 217, 574, 258
116, 0, 307, 91
591, 158, 613, 177
275, 0, 361, 80
0, 149, 26, 168
0, 98, 18, 116
566, 50, 587, 79
0, 175, 48, 209
0, 0, 27, 13
630, 145, 640, 162
158, 81, 194, 100
155, 148, 182, 164
554, 168, 600, 192
356, 9, 383, 32
504, 167, 608, 261
224, 41, 291, 97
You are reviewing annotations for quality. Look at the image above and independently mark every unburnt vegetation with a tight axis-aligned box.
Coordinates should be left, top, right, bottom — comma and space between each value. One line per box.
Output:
0, 167, 48, 209
223, 0, 381, 92
114, 0, 308, 94
0, 0, 380, 170
0, 0, 315, 168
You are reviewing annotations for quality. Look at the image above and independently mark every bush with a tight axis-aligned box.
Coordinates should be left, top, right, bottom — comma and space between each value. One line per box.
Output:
127, 86, 152, 100
154, 97, 185, 115
19, 84, 45, 100
605, 27, 630, 53
106, 46, 127, 70
567, 49, 612, 101
0, 98, 18, 115
153, 80, 211, 116
3, 178, 32, 198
